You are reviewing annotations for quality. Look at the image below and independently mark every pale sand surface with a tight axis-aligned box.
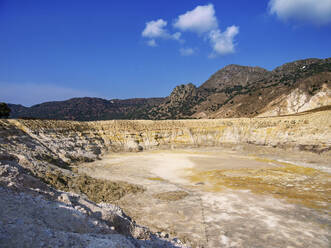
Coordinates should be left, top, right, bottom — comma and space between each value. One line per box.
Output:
80, 148, 278, 183
79, 147, 331, 248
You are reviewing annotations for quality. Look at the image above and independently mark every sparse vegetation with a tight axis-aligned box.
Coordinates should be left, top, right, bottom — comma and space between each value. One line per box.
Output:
0, 103, 11, 118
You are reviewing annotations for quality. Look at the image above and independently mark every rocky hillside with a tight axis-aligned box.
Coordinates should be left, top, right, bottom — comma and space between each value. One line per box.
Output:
148, 58, 331, 119
7, 57, 331, 120
201, 64, 269, 90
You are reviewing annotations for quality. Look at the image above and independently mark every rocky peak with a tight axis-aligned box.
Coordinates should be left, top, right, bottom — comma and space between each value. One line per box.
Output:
200, 64, 269, 90
222, 64, 266, 72
169, 83, 198, 103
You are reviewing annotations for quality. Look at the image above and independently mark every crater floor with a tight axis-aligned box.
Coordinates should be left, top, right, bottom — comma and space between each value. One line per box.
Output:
78, 145, 331, 248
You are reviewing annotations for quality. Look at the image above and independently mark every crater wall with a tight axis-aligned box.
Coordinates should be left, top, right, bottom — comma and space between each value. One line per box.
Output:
0, 110, 330, 247
3, 109, 330, 165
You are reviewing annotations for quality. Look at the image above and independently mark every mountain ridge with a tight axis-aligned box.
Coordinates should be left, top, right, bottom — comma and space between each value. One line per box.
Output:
7, 57, 331, 120
9, 97, 164, 121
148, 57, 331, 119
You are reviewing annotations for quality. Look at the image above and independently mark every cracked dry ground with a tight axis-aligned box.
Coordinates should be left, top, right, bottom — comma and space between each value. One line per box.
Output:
78, 146, 331, 248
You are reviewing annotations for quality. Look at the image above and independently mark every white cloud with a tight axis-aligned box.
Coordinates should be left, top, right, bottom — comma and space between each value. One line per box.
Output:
142, 19, 183, 45
173, 4, 218, 34
173, 4, 239, 57
0, 82, 102, 107
179, 48, 195, 56
269, 0, 331, 25
147, 39, 157, 47
142, 4, 239, 56
142, 19, 168, 38
209, 25, 239, 56
172, 32, 182, 41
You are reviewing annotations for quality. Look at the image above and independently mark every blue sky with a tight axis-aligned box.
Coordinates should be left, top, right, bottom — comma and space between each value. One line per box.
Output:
1, 0, 331, 106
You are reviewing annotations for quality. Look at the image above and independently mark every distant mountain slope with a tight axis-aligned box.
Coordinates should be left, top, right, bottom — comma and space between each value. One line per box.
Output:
9, 97, 164, 121
7, 57, 331, 120
148, 57, 331, 119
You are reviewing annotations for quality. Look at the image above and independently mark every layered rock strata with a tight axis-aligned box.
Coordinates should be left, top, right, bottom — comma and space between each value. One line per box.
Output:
6, 109, 330, 155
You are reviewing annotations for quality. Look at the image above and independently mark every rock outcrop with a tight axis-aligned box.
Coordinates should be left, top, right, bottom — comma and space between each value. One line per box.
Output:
148, 83, 200, 119
257, 77, 331, 117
